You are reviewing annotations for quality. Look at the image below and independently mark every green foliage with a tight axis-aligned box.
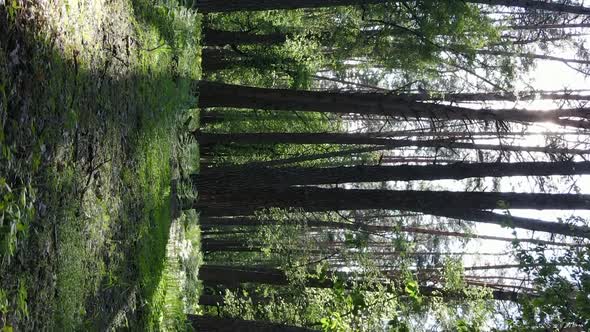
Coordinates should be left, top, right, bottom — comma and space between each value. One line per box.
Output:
0, 181, 34, 264
206, 1, 503, 83
511, 245, 590, 330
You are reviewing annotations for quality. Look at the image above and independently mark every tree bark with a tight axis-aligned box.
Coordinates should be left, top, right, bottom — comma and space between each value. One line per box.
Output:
195, 132, 590, 155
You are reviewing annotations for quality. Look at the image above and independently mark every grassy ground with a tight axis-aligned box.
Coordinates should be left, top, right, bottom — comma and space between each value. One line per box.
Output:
0, 0, 202, 330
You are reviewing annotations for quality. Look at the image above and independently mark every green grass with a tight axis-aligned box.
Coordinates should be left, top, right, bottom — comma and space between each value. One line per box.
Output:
0, 0, 202, 330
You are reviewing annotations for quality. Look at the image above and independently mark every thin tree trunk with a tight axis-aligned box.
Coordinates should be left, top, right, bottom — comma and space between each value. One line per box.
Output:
195, 132, 590, 155
393, 91, 590, 102
426, 208, 590, 239
200, 217, 582, 247
198, 264, 526, 302
507, 23, 590, 30
473, 49, 590, 66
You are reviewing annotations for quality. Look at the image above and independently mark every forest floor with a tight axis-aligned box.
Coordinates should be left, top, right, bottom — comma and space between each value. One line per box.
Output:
0, 0, 202, 330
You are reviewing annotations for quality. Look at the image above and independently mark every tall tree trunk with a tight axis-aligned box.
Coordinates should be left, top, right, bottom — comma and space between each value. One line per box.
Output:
203, 28, 288, 46
195, 132, 590, 155
196, 187, 590, 238
200, 216, 587, 246
197, 81, 590, 129
194, 161, 590, 189
193, 0, 590, 15
187, 315, 317, 332
194, 0, 387, 13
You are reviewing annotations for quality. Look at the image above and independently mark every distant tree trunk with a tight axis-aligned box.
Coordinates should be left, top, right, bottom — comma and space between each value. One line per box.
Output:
202, 239, 260, 253
200, 110, 226, 126
201, 48, 242, 72
197, 81, 590, 129
203, 28, 288, 46
187, 315, 317, 332
195, 132, 589, 155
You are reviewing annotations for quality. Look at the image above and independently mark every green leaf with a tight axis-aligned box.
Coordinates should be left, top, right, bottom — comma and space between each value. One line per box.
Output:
405, 280, 418, 298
